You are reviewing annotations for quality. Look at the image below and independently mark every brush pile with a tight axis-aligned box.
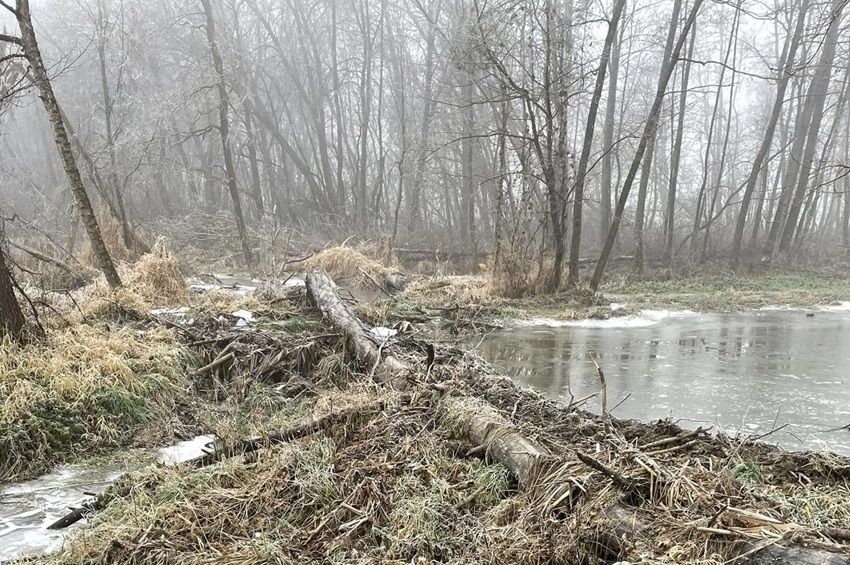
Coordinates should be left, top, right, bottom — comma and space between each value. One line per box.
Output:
26, 270, 850, 565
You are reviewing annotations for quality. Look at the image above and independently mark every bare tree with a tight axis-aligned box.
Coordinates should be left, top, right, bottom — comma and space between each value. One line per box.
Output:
568, 0, 627, 286
591, 0, 704, 291
199, 0, 254, 269
1, 0, 121, 288
730, 0, 810, 269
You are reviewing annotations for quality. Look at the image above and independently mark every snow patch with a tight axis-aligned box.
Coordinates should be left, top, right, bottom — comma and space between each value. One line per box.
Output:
514, 309, 697, 329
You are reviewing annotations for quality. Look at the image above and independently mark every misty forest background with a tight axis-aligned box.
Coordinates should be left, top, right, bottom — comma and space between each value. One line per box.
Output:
1, 0, 850, 298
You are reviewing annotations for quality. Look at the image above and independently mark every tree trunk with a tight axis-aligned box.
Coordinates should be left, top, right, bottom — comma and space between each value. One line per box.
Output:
95, 0, 134, 253
663, 20, 696, 267
11, 0, 121, 288
632, 0, 681, 273
599, 7, 624, 244
730, 0, 809, 268
776, 0, 845, 257
200, 0, 254, 270
356, 0, 373, 236
407, 7, 439, 235
591, 0, 704, 291
568, 0, 627, 286
0, 239, 25, 342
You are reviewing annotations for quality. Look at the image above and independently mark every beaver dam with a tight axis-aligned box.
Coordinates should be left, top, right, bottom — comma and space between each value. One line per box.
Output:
1, 252, 848, 565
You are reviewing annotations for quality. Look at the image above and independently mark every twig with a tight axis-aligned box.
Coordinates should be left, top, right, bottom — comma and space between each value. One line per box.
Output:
646, 439, 699, 456
194, 351, 234, 376
574, 450, 633, 491
590, 353, 609, 434
357, 266, 395, 299
640, 428, 703, 450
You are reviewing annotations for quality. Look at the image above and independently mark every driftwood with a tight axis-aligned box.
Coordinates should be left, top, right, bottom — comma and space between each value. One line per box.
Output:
304, 268, 850, 565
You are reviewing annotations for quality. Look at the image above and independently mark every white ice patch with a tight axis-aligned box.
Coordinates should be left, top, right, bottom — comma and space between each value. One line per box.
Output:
157, 435, 217, 465
150, 306, 190, 317
369, 326, 398, 338
514, 309, 697, 329
231, 309, 255, 327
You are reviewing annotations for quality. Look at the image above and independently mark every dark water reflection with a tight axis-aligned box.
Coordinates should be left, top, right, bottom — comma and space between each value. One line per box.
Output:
474, 309, 850, 454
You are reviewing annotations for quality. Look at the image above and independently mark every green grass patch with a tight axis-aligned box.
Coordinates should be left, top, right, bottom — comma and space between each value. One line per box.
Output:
0, 325, 190, 482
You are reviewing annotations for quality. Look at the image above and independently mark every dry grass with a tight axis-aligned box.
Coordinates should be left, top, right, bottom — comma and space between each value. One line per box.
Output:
122, 238, 188, 304
304, 244, 393, 284
39, 382, 516, 565
15, 271, 850, 565
401, 274, 495, 304
79, 208, 135, 267
0, 324, 188, 481
74, 238, 188, 320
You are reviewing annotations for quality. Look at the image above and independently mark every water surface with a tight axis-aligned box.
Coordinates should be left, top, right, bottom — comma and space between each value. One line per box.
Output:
0, 435, 214, 561
475, 309, 850, 454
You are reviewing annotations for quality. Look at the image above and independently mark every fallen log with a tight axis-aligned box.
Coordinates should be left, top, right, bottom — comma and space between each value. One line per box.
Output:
306, 268, 554, 485
305, 269, 850, 565
306, 269, 410, 388
10, 241, 80, 274
742, 545, 849, 565
46, 401, 387, 530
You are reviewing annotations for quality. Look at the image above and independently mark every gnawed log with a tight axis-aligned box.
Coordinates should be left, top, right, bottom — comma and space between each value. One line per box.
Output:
306, 269, 410, 388
305, 269, 850, 565
442, 396, 553, 485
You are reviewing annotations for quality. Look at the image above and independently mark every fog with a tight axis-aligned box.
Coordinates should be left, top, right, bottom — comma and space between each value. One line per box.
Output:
0, 0, 848, 284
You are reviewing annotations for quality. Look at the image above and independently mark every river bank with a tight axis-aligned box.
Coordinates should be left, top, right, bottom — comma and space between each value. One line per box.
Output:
4, 246, 850, 563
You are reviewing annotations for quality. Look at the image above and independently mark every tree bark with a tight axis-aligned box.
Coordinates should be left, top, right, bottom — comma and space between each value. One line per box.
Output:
200, 0, 254, 270
0, 238, 25, 342
9, 0, 121, 288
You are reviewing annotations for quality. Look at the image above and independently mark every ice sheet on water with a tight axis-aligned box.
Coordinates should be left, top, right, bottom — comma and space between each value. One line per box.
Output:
514, 309, 698, 329
0, 435, 218, 561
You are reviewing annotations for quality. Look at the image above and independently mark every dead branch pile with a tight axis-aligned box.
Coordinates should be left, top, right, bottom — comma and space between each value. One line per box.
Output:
35, 269, 850, 565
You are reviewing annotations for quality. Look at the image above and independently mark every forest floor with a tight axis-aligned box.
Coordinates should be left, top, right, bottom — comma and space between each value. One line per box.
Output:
4, 243, 850, 564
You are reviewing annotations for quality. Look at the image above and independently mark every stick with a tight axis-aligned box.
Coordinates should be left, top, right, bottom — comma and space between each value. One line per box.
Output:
590, 353, 610, 434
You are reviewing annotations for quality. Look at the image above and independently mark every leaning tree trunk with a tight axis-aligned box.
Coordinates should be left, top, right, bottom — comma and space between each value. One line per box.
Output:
729, 0, 809, 269
591, 0, 704, 291
11, 0, 121, 288
568, 0, 627, 286
200, 0, 254, 270
0, 240, 26, 342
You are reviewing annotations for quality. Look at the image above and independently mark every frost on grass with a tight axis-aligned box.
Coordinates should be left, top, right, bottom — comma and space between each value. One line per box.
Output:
0, 325, 188, 481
